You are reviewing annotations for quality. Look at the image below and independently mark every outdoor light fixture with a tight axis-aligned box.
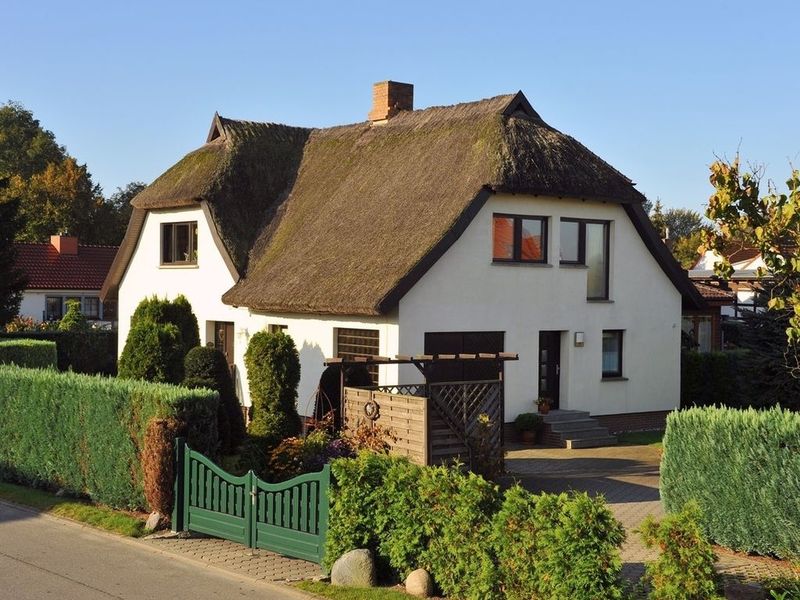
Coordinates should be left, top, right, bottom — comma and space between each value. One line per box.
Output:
574, 332, 585, 347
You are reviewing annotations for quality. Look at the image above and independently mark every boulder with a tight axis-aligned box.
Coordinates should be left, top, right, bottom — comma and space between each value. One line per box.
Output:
331, 549, 376, 587
405, 568, 433, 597
145, 511, 166, 531
724, 581, 766, 600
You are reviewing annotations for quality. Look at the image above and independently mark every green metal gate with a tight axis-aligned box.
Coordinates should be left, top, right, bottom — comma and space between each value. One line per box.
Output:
171, 438, 330, 564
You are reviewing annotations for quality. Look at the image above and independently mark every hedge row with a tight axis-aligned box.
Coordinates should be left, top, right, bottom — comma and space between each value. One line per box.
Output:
0, 339, 57, 369
0, 365, 218, 509
680, 350, 749, 408
661, 406, 800, 559
325, 453, 626, 599
0, 330, 117, 375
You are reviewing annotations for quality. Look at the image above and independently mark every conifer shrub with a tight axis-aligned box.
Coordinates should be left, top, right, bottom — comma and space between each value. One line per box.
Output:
661, 406, 800, 559
142, 417, 183, 515
0, 330, 116, 375
118, 321, 184, 383
130, 294, 200, 356
183, 346, 245, 452
0, 365, 218, 509
0, 338, 57, 369
325, 453, 626, 599
58, 299, 90, 333
639, 503, 718, 600
243, 331, 301, 471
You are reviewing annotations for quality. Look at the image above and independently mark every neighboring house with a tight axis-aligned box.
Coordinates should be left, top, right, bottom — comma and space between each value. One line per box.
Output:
15, 235, 118, 324
102, 81, 705, 430
683, 281, 735, 352
690, 248, 765, 319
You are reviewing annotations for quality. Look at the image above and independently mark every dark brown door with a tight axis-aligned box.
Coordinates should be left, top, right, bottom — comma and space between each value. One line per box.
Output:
214, 321, 235, 373
424, 331, 504, 383
538, 331, 560, 409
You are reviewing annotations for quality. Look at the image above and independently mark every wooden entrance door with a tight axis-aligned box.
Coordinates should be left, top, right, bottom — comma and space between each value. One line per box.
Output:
424, 331, 505, 383
214, 321, 235, 373
538, 331, 561, 409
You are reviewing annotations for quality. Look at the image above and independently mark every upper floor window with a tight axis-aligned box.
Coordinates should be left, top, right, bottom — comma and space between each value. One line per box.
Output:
492, 214, 547, 263
560, 219, 610, 299
161, 222, 198, 265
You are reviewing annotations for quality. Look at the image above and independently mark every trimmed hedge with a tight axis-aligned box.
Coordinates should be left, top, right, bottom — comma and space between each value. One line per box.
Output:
661, 406, 800, 559
680, 350, 749, 408
0, 339, 57, 369
325, 453, 626, 599
0, 365, 218, 509
0, 330, 117, 375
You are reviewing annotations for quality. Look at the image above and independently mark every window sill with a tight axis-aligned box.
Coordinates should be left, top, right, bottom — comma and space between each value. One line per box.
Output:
587, 299, 614, 303
159, 264, 199, 269
559, 263, 588, 269
490, 261, 553, 268
601, 376, 629, 382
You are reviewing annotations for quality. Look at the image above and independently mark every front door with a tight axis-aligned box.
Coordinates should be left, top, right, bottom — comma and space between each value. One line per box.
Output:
538, 331, 560, 409
214, 321, 235, 373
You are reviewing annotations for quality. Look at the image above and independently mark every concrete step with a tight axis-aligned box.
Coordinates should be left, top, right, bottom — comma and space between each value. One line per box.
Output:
566, 436, 618, 449
561, 428, 613, 441
542, 410, 590, 423
549, 419, 607, 433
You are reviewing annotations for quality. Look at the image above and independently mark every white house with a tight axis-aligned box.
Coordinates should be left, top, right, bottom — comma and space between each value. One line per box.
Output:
16, 235, 118, 324
102, 82, 705, 435
690, 247, 765, 319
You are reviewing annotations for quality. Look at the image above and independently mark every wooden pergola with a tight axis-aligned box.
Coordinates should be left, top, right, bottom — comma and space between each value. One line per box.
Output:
322, 353, 519, 469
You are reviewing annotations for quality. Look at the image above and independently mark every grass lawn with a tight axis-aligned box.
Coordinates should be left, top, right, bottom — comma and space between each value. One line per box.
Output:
617, 430, 664, 449
0, 481, 148, 537
295, 581, 412, 599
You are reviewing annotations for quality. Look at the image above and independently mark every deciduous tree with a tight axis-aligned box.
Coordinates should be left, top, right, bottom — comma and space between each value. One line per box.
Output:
0, 194, 26, 326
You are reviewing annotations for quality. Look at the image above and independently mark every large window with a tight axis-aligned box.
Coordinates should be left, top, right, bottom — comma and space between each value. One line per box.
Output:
161, 222, 198, 265
560, 219, 610, 299
335, 328, 380, 383
682, 316, 712, 353
602, 330, 623, 378
83, 297, 100, 320
45, 296, 63, 321
492, 214, 547, 263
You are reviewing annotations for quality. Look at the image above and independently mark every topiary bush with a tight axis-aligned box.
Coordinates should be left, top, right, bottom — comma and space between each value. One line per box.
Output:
183, 346, 245, 453
661, 406, 800, 559
0, 364, 218, 509
639, 502, 717, 600
120, 295, 200, 384
59, 299, 90, 333
118, 321, 184, 383
325, 453, 626, 599
243, 331, 301, 470
0, 330, 117, 375
0, 339, 57, 369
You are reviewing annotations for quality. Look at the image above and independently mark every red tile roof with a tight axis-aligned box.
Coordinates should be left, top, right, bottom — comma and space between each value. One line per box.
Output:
727, 248, 761, 264
15, 242, 119, 291
692, 281, 735, 302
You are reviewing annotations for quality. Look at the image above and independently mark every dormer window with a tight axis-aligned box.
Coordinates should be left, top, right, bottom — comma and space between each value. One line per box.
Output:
161, 222, 198, 265
492, 214, 547, 263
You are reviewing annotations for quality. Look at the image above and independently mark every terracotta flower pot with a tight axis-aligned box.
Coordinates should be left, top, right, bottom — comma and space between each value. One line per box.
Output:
538, 403, 550, 415
520, 429, 536, 444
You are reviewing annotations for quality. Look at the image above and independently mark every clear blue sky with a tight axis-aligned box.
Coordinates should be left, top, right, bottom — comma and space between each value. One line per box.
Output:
4, 0, 799, 213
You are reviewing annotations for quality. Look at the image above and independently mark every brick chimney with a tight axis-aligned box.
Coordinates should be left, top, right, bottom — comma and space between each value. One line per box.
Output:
368, 81, 414, 123
50, 234, 78, 255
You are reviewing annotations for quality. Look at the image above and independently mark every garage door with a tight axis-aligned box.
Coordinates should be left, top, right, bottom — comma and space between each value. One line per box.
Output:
424, 331, 504, 383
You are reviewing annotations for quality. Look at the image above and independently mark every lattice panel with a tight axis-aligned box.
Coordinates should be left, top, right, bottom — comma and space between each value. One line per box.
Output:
370, 384, 427, 397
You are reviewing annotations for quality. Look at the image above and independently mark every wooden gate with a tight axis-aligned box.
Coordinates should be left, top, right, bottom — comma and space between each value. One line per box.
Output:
171, 439, 330, 564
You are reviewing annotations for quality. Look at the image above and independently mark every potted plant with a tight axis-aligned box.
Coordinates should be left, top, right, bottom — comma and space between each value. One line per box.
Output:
514, 412, 542, 444
536, 397, 551, 415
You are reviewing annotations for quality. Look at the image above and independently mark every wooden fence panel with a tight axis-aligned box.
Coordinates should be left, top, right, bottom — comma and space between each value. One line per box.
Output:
343, 387, 428, 465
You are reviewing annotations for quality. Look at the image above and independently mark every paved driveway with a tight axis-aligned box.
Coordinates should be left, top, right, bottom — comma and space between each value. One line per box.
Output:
504, 444, 796, 585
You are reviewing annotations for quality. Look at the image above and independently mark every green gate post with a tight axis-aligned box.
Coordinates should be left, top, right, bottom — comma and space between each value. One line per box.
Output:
245, 470, 255, 548
171, 437, 186, 532
317, 464, 331, 564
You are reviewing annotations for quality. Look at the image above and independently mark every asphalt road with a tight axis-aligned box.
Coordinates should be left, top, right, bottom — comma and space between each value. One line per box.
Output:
0, 501, 310, 600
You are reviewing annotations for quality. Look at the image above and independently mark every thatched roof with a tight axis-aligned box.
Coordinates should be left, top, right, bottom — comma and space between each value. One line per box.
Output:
102, 91, 704, 311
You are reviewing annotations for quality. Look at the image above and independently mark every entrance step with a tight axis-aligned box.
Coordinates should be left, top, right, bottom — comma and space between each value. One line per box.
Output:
541, 410, 617, 449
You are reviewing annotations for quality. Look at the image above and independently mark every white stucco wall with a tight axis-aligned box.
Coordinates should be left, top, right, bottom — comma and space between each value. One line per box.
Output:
117, 205, 399, 415
398, 193, 683, 420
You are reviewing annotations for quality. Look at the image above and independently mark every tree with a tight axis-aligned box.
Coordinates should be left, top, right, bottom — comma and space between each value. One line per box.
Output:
650, 199, 667, 239
671, 229, 707, 269
0, 101, 109, 244
663, 208, 704, 241
704, 156, 800, 347
0, 195, 26, 326
91, 181, 145, 245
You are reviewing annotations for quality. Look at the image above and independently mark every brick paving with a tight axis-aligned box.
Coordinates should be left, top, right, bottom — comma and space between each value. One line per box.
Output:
142, 532, 324, 583
504, 444, 798, 587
